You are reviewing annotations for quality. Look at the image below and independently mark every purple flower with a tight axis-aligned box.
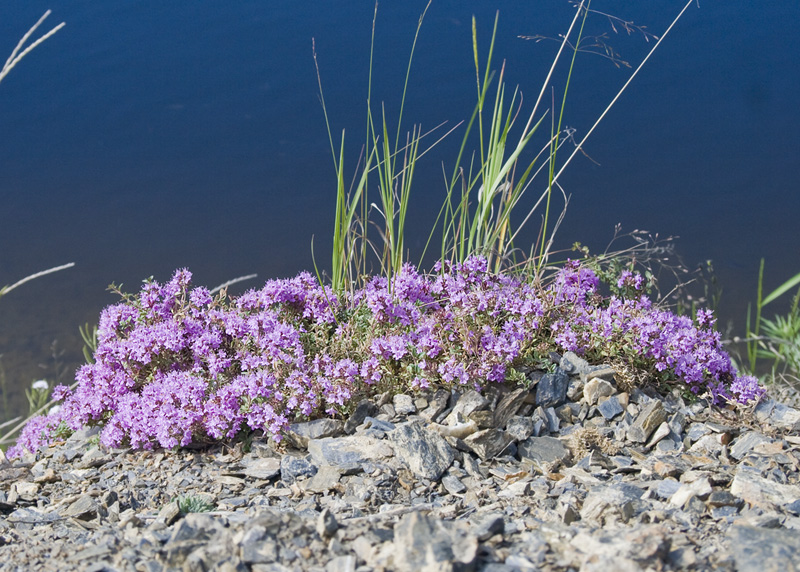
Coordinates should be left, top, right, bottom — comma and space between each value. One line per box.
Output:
7, 256, 764, 459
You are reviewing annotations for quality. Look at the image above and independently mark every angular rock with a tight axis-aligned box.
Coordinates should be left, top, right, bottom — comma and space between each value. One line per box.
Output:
730, 431, 772, 461
730, 468, 800, 509
727, 525, 800, 572
7, 507, 61, 524
627, 399, 667, 443
392, 511, 477, 572
753, 399, 800, 430
156, 501, 182, 526
689, 434, 723, 455
505, 416, 534, 442
307, 434, 392, 467
343, 399, 379, 434
584, 378, 616, 406
62, 494, 99, 520
393, 394, 417, 416
462, 428, 516, 461
284, 418, 345, 449
518, 436, 571, 469
645, 421, 672, 448
389, 421, 455, 481
326, 555, 356, 572
669, 477, 711, 508
443, 390, 489, 425
597, 395, 624, 420
316, 507, 339, 538
241, 457, 281, 480
473, 513, 505, 541
492, 388, 530, 428
535, 368, 569, 409
420, 388, 451, 422
707, 490, 743, 508
441, 474, 467, 495
580, 483, 645, 524
280, 454, 318, 484
303, 466, 341, 493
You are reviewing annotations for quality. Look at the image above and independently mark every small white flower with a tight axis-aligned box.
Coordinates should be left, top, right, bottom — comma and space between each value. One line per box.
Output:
48, 405, 62, 416
32, 379, 49, 391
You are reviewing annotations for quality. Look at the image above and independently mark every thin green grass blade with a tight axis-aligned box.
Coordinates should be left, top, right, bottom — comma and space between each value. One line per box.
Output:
762, 271, 800, 307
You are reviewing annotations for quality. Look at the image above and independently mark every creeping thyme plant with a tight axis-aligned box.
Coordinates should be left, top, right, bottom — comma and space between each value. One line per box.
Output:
7, 0, 766, 459
8, 260, 763, 458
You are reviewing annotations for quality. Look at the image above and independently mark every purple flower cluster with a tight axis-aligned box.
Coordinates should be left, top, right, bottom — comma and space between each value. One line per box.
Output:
546, 262, 764, 403
8, 258, 764, 458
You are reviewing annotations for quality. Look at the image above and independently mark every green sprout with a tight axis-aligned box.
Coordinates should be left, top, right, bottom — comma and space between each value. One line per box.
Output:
176, 495, 216, 515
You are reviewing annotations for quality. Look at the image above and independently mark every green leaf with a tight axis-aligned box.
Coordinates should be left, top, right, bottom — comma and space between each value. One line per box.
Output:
762, 271, 800, 307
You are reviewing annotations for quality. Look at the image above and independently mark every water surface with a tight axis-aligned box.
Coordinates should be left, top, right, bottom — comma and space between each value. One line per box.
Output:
1, 0, 798, 422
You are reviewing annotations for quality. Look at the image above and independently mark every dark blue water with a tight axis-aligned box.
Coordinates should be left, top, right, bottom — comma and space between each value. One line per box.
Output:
1, 0, 798, 420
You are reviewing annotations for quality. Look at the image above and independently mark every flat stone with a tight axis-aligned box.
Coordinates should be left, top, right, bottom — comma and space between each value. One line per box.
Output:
536, 368, 569, 409
727, 525, 800, 572
627, 399, 667, 443
307, 435, 392, 467
392, 511, 477, 572
655, 479, 682, 499
12, 481, 38, 496
462, 428, 516, 461
62, 494, 99, 520
730, 468, 800, 509
707, 490, 743, 508
280, 454, 318, 484
443, 390, 489, 425
441, 474, 467, 495
303, 465, 341, 493
518, 436, 571, 469
730, 431, 772, 461
343, 399, 379, 434
753, 399, 800, 430
285, 418, 345, 449
597, 395, 624, 420
493, 388, 530, 428
76, 446, 112, 469
584, 378, 616, 406
689, 434, 723, 455
326, 555, 356, 572
393, 394, 416, 416
241, 457, 281, 480
388, 421, 455, 481
7, 507, 61, 524
669, 477, 712, 508
686, 422, 711, 442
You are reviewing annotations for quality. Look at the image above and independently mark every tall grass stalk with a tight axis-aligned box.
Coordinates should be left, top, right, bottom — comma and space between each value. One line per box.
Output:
0, 262, 75, 300
0, 10, 65, 86
318, 0, 693, 291
506, 0, 696, 271
367, 2, 430, 283
316, 1, 442, 294
313, 39, 375, 296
